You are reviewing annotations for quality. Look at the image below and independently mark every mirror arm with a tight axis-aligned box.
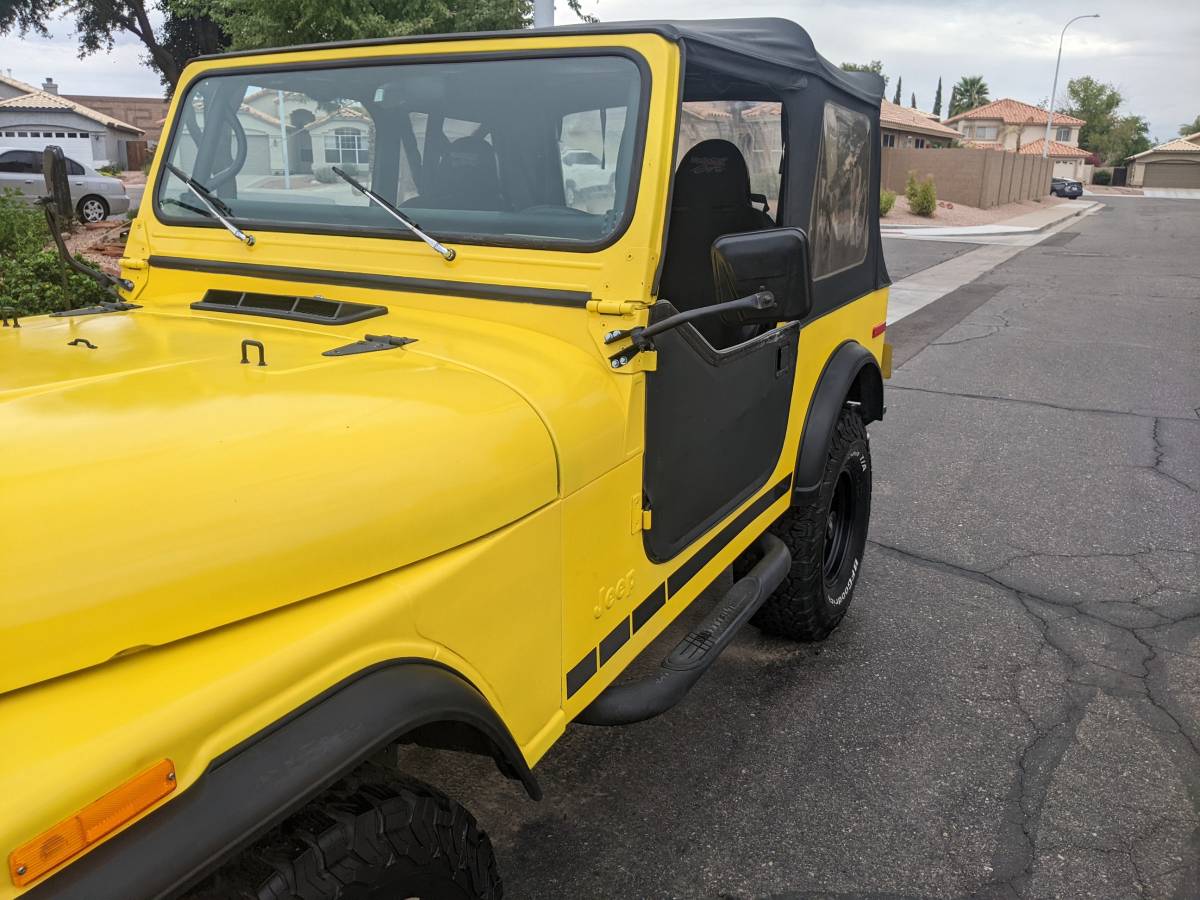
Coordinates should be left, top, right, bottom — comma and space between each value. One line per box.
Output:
40, 201, 134, 295
604, 291, 774, 368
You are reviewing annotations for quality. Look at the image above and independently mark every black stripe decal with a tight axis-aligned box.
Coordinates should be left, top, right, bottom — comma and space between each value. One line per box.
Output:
566, 649, 598, 699
631, 584, 666, 633
598, 617, 631, 666
148, 256, 591, 307
666, 475, 793, 597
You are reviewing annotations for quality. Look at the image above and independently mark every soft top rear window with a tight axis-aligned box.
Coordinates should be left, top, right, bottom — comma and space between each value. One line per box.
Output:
156, 53, 646, 250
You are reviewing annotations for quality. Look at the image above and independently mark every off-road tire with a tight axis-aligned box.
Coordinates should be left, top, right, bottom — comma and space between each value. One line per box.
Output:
752, 406, 871, 641
192, 772, 502, 899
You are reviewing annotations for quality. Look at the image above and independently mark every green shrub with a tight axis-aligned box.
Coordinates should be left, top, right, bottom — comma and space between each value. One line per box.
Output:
908, 175, 937, 217
905, 170, 920, 206
880, 189, 897, 216
0, 191, 111, 317
1092, 169, 1112, 185
98, 163, 123, 176
0, 189, 47, 257
0, 250, 112, 317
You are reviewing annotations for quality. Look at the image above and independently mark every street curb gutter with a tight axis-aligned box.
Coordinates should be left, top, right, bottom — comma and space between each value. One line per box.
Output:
881, 201, 1100, 238
884, 202, 1103, 327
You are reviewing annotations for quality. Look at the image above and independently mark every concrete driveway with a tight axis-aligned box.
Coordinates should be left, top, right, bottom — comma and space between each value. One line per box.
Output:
398, 197, 1199, 899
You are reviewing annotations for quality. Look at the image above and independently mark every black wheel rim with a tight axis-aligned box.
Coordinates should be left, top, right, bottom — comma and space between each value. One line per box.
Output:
823, 470, 855, 582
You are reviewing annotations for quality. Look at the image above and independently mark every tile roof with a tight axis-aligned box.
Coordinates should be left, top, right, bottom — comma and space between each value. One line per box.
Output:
1017, 139, 1091, 158
1127, 137, 1200, 159
0, 77, 142, 134
879, 100, 960, 139
0, 72, 42, 95
944, 98, 1085, 127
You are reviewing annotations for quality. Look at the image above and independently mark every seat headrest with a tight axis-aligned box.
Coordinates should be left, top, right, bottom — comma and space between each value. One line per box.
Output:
430, 135, 502, 206
672, 139, 754, 211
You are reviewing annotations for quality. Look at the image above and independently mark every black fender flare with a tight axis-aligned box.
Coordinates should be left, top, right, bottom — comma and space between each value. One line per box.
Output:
27, 660, 539, 900
793, 341, 883, 502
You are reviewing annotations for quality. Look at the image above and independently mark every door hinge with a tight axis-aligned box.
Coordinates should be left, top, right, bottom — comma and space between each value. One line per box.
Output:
631, 497, 653, 533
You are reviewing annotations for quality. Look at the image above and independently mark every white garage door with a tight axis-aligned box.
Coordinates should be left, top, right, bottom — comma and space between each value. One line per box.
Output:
0, 129, 94, 164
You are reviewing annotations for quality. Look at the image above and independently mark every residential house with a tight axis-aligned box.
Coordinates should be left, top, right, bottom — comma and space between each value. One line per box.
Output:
0, 74, 144, 167
1125, 132, 1200, 188
879, 99, 961, 149
62, 92, 170, 144
944, 98, 1091, 181
162, 89, 378, 186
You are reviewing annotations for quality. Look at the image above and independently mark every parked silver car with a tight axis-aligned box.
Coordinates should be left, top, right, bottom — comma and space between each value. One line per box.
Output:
0, 147, 131, 222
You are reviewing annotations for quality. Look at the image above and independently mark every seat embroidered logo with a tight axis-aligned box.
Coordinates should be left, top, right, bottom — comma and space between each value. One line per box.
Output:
690, 156, 727, 175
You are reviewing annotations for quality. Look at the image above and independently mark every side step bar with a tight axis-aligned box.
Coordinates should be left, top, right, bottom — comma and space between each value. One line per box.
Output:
577, 533, 792, 726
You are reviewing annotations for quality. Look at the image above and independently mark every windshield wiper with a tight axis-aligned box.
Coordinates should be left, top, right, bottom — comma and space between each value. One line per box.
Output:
331, 166, 455, 261
164, 162, 255, 247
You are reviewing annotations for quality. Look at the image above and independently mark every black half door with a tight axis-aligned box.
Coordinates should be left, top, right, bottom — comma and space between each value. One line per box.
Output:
642, 303, 799, 563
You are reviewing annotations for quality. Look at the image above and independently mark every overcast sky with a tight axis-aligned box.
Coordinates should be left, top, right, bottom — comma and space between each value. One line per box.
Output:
1, 0, 1196, 142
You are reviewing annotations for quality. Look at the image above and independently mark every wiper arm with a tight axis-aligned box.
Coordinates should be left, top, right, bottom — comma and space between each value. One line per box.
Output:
164, 162, 255, 247
331, 166, 455, 261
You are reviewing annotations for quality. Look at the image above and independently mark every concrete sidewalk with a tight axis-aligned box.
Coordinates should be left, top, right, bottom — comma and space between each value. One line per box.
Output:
882, 200, 1098, 239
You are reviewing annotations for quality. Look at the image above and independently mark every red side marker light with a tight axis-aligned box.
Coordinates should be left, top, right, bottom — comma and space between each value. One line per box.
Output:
872, 322, 887, 338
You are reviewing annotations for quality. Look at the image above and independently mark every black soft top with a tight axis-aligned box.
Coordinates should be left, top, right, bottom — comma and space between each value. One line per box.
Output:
196, 17, 883, 101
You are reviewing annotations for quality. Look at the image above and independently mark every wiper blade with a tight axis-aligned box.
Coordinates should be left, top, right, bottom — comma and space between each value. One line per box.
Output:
164, 162, 255, 247
162, 196, 212, 219
331, 166, 455, 261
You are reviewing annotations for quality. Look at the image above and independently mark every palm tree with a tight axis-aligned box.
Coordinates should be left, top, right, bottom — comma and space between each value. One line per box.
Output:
951, 76, 990, 116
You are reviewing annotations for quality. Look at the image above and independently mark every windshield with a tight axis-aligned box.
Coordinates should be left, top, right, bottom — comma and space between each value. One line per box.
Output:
156, 54, 644, 248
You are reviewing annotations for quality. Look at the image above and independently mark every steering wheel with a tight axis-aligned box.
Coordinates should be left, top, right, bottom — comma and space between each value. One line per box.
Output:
180, 99, 248, 190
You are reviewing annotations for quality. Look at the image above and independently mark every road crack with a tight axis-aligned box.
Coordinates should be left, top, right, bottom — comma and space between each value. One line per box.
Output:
867, 538, 1200, 895
885, 385, 1196, 423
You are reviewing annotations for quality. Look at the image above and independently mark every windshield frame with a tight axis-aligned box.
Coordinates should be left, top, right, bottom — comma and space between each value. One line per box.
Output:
152, 47, 652, 254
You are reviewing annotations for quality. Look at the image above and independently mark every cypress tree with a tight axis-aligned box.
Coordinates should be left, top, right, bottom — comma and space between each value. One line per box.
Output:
892, 76, 902, 106
911, 92, 917, 108
933, 77, 943, 116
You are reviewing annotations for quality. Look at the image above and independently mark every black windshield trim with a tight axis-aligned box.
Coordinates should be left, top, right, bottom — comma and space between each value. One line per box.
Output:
154, 47, 651, 254
149, 256, 592, 307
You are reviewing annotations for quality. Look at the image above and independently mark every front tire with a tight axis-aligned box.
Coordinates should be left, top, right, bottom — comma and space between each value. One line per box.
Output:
192, 772, 502, 899
77, 195, 109, 223
752, 406, 871, 641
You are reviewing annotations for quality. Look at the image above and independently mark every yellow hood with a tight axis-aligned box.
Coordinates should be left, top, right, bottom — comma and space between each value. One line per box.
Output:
0, 309, 558, 694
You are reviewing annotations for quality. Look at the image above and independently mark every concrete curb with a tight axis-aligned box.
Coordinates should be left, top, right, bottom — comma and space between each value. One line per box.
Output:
881, 200, 1100, 238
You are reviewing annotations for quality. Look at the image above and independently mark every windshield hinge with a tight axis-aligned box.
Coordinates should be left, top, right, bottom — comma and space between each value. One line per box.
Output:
587, 299, 649, 316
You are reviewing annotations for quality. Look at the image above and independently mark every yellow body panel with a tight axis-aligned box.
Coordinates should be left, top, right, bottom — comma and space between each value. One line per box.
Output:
0, 28, 888, 896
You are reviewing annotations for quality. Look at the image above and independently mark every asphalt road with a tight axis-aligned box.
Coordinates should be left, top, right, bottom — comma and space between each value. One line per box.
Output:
401, 197, 1199, 899
883, 236, 978, 281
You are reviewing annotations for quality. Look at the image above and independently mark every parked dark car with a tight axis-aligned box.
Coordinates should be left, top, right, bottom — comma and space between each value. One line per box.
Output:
1050, 176, 1083, 199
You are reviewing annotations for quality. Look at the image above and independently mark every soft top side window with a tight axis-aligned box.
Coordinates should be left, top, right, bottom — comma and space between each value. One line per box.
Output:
810, 102, 871, 280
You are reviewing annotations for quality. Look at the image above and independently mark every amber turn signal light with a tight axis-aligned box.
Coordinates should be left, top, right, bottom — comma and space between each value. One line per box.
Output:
8, 759, 176, 887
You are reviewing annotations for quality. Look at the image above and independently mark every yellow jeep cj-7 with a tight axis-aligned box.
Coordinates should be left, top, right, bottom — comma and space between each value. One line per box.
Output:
1, 18, 890, 899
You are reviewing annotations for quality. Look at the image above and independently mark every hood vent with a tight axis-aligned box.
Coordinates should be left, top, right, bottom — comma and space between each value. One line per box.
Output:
192, 290, 386, 325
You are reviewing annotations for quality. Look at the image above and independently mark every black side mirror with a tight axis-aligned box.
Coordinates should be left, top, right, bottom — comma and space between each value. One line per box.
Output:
711, 227, 814, 323
42, 145, 73, 221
